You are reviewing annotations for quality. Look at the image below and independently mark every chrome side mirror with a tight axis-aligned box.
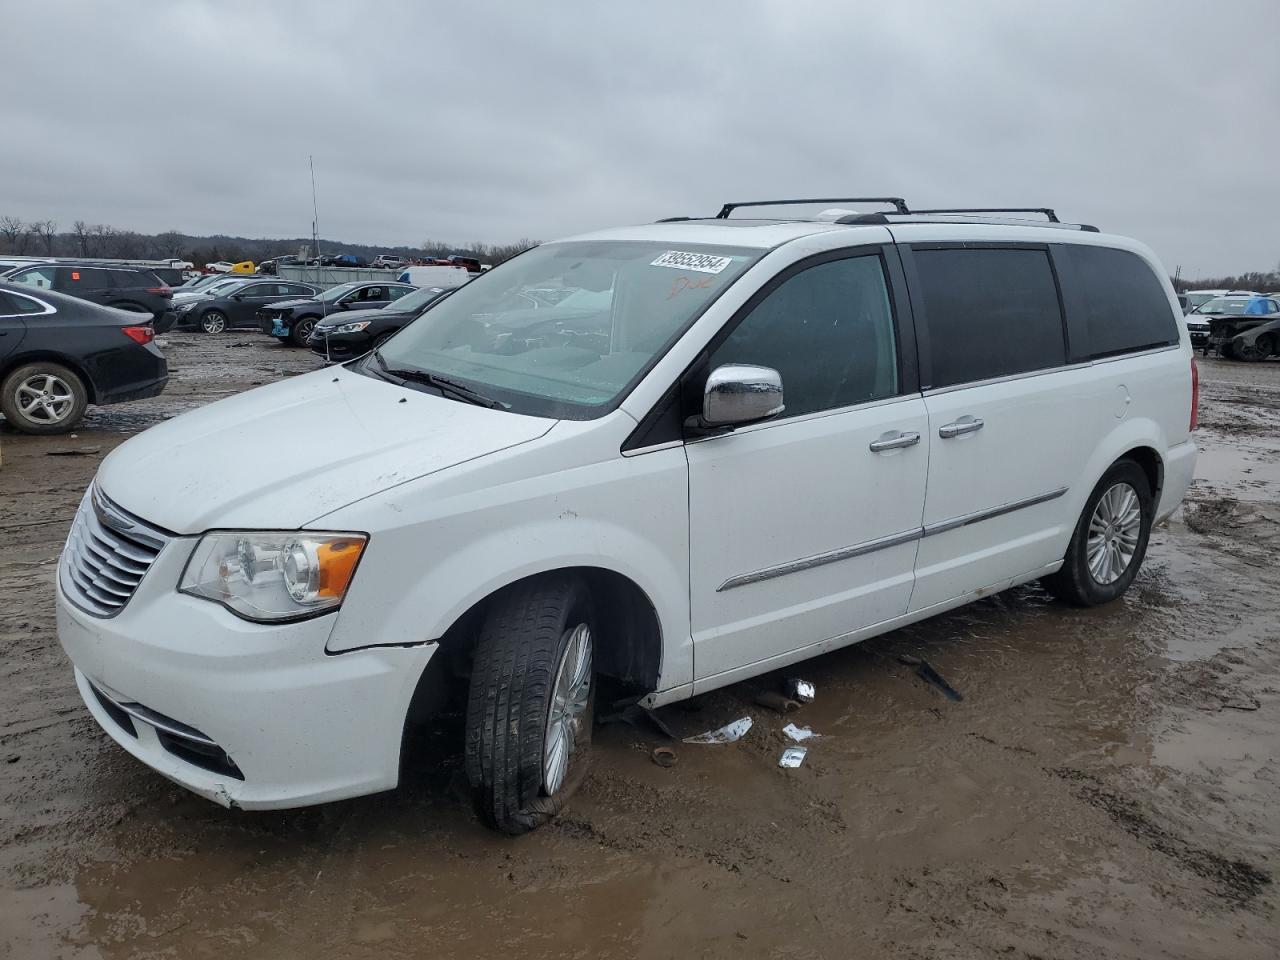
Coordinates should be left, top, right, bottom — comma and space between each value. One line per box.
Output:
701, 363, 784, 428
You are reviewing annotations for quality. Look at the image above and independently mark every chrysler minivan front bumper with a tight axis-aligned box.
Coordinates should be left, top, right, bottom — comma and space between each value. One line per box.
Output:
56, 548, 435, 809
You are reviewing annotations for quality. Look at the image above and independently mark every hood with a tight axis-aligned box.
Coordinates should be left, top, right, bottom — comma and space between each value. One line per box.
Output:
315, 307, 390, 329
96, 366, 555, 533
262, 297, 320, 314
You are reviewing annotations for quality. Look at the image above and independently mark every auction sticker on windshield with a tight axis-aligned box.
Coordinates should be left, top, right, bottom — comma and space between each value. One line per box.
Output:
650, 250, 735, 274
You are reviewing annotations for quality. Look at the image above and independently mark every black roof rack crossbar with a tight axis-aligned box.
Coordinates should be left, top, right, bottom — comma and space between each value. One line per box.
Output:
908, 207, 1060, 223
716, 197, 909, 219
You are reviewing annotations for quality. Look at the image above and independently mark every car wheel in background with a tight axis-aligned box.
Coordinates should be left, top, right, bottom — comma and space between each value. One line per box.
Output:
1, 362, 89, 435
290, 318, 317, 346
200, 311, 227, 334
1233, 337, 1270, 362
1041, 459, 1152, 607
464, 575, 596, 834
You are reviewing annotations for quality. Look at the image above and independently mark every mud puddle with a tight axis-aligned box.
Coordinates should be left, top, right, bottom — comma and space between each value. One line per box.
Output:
2, 337, 1278, 959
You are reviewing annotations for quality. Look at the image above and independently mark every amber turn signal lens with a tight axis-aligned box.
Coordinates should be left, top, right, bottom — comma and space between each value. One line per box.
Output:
316, 539, 364, 598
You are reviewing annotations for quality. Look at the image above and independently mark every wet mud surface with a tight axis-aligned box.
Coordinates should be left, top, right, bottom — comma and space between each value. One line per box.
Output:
2, 340, 1278, 959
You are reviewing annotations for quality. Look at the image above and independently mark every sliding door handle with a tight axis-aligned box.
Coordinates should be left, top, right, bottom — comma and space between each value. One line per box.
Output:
869, 430, 922, 453
938, 416, 984, 439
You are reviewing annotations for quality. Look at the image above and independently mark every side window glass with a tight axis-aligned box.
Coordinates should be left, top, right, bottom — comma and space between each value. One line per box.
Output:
387, 286, 409, 301
12, 267, 56, 290
1069, 246, 1179, 357
708, 254, 899, 419
913, 248, 1066, 388
0, 291, 47, 315
365, 286, 384, 301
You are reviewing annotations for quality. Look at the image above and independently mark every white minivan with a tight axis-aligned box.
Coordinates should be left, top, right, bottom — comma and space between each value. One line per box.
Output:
56, 200, 1198, 833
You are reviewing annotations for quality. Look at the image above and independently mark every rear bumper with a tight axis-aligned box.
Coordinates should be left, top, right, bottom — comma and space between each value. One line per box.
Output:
1156, 438, 1197, 524
92, 347, 167, 405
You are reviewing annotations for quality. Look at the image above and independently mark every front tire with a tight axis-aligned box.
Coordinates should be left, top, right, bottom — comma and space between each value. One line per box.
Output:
1042, 460, 1153, 606
290, 317, 317, 346
1, 363, 89, 435
464, 575, 595, 835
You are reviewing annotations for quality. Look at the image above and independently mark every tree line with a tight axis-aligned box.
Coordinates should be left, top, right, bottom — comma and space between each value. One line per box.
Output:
0, 215, 535, 268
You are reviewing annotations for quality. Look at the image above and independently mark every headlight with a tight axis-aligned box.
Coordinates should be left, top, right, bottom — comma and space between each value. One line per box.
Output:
177, 301, 199, 312
179, 531, 367, 622
332, 320, 372, 334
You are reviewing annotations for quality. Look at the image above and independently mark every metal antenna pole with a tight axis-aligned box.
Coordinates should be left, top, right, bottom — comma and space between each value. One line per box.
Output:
310, 155, 321, 270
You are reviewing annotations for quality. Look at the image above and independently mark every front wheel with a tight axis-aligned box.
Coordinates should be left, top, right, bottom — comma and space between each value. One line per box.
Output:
290, 317, 317, 346
1233, 336, 1271, 362
1041, 460, 1153, 606
200, 310, 227, 334
1, 363, 89, 435
464, 576, 595, 834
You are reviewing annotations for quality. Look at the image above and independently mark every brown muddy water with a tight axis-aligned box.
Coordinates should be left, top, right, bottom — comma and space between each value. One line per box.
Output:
2, 339, 1277, 959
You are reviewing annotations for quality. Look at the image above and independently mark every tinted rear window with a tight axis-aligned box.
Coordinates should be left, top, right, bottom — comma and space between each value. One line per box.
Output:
1070, 246, 1178, 357
913, 247, 1066, 388
60, 267, 113, 290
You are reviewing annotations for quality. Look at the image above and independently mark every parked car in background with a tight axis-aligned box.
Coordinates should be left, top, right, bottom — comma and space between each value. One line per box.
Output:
256, 256, 299, 276
4, 263, 172, 322
206, 262, 234, 273
396, 264, 472, 288
174, 279, 320, 333
171, 275, 255, 304
372, 255, 407, 270
0, 281, 167, 434
257, 280, 416, 345
307, 285, 452, 360
448, 255, 483, 274
1199, 294, 1280, 360
53, 203, 1196, 832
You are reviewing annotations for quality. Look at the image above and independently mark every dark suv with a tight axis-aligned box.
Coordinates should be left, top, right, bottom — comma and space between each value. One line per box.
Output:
4, 263, 172, 323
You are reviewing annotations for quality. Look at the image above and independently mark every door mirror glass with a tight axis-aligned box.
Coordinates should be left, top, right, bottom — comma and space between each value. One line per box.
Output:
702, 364, 784, 427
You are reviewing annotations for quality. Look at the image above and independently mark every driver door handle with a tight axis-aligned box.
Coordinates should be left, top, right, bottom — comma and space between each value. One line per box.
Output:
938, 416, 984, 439
869, 430, 922, 453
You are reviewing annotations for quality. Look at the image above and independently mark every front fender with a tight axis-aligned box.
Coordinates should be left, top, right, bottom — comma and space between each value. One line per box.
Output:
322, 444, 692, 691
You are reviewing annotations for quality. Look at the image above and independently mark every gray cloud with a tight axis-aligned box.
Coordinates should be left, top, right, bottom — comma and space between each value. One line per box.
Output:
2, 0, 1277, 275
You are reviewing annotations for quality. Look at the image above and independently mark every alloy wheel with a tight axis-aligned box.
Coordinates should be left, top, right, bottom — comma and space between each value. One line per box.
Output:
543, 623, 592, 796
16, 373, 75, 425
1086, 482, 1142, 585
202, 312, 226, 334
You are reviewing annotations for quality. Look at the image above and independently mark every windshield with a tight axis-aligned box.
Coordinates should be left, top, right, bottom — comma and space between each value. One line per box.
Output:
1195, 297, 1252, 316
368, 240, 762, 418
391, 285, 448, 313
202, 278, 246, 297
319, 283, 361, 303
1184, 292, 1218, 310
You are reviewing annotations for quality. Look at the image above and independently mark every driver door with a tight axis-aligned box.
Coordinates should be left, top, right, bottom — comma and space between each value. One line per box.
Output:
686, 248, 928, 687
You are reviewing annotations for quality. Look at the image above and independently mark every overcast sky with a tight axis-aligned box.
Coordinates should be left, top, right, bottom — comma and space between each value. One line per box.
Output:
2, 1, 1277, 276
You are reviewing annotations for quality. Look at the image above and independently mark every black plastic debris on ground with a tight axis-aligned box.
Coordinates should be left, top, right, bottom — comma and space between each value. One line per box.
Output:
898, 654, 964, 702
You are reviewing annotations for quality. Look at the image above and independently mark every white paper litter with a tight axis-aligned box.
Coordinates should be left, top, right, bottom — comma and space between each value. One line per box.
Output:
782, 723, 816, 742
779, 746, 808, 768
683, 716, 753, 744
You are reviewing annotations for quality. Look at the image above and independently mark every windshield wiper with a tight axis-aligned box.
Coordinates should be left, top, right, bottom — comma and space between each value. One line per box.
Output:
370, 349, 507, 409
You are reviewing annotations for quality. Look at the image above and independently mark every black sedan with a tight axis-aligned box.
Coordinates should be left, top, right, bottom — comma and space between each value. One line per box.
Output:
258, 281, 416, 346
307, 285, 452, 360
0, 282, 167, 435
172, 279, 320, 333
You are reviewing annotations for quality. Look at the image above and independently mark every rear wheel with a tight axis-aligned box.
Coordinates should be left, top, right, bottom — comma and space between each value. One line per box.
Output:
1, 363, 89, 435
290, 317, 317, 346
200, 310, 227, 334
464, 575, 595, 834
1042, 460, 1152, 606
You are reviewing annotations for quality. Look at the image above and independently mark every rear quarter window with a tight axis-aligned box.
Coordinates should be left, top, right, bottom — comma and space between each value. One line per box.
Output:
1067, 246, 1179, 358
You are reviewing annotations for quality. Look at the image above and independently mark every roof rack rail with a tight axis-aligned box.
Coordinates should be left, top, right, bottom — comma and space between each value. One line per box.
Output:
716, 197, 909, 219
908, 207, 1060, 223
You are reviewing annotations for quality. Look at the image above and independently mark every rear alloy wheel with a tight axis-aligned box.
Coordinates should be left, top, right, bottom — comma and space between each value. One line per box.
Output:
1041, 460, 1153, 606
200, 310, 227, 334
464, 575, 596, 834
291, 317, 317, 346
1, 363, 89, 435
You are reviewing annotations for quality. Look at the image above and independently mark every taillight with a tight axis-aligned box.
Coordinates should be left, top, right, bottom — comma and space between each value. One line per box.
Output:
147, 286, 173, 297
1189, 356, 1199, 431
122, 325, 154, 345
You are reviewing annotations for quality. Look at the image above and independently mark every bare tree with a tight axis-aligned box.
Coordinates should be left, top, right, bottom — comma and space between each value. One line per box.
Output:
31, 219, 58, 256
72, 220, 91, 257
87, 224, 117, 258
0, 215, 28, 254
155, 230, 185, 258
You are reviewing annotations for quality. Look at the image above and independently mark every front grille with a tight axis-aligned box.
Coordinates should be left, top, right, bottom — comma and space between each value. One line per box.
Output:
61, 486, 171, 618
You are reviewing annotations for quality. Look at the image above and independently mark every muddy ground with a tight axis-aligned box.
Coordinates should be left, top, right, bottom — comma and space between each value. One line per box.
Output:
1, 335, 1277, 959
